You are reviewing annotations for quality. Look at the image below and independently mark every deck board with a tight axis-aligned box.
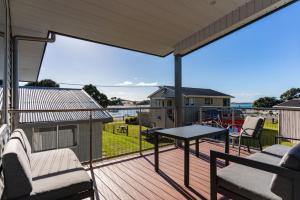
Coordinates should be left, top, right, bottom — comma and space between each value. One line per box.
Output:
88, 140, 253, 200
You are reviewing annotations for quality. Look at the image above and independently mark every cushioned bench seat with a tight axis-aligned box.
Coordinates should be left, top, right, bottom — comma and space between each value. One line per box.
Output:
262, 144, 291, 158
1, 129, 93, 200
217, 152, 283, 200
216, 144, 297, 200
30, 149, 93, 200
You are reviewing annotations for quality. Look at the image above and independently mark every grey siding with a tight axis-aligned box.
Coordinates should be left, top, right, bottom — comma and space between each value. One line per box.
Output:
279, 110, 300, 141
21, 121, 102, 162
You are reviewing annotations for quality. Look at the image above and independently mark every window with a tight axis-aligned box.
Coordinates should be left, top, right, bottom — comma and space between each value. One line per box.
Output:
58, 125, 78, 148
223, 98, 230, 107
33, 127, 57, 151
185, 98, 189, 106
189, 98, 194, 106
205, 98, 213, 105
33, 125, 78, 152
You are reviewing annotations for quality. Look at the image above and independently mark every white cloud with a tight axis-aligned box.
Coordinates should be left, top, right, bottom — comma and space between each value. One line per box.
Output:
117, 81, 133, 86
136, 82, 158, 86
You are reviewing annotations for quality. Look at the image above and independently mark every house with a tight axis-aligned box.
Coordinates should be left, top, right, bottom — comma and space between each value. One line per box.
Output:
274, 98, 300, 141
149, 86, 232, 107
147, 86, 232, 127
0, 86, 112, 161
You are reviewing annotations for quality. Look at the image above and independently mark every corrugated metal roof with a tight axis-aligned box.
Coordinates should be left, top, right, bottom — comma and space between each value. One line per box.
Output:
149, 86, 232, 98
274, 99, 300, 108
0, 87, 112, 124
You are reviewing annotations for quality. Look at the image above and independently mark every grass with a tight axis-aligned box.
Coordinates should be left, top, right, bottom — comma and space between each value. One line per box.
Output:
102, 120, 173, 158
102, 119, 294, 158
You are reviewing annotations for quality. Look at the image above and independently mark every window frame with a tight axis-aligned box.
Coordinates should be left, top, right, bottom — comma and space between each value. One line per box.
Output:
32, 124, 79, 152
205, 98, 213, 105
223, 98, 230, 107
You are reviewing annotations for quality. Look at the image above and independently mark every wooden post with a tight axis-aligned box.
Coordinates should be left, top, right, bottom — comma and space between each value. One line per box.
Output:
199, 107, 203, 124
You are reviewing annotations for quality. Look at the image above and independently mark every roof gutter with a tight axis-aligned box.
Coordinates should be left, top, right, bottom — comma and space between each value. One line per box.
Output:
13, 32, 56, 42
12, 33, 56, 129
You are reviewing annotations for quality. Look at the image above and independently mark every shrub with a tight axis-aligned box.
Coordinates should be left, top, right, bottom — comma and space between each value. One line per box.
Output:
125, 116, 138, 125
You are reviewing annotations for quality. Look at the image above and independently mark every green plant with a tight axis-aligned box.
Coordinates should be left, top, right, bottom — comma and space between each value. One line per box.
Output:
125, 116, 138, 125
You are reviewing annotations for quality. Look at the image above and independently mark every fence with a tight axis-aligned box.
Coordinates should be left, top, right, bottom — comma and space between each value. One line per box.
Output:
5, 105, 300, 166
7, 107, 176, 166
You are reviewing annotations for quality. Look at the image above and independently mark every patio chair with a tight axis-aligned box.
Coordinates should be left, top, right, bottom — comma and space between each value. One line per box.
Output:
1, 129, 94, 200
229, 116, 265, 156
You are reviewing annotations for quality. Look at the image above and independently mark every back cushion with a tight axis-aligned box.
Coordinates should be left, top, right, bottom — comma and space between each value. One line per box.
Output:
271, 143, 300, 200
10, 129, 32, 160
2, 139, 32, 199
242, 116, 263, 136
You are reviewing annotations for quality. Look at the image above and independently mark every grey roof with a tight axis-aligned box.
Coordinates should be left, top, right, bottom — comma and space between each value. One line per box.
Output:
149, 86, 232, 98
0, 87, 112, 124
274, 99, 300, 108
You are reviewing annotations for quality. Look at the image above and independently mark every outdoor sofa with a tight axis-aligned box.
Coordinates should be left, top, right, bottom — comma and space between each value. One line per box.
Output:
0, 128, 94, 200
211, 136, 300, 200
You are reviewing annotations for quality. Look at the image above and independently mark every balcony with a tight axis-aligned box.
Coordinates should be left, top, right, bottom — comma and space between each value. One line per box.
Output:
87, 140, 252, 200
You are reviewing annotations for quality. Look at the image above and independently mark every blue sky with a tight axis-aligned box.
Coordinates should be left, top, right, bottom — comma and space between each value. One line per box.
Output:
39, 2, 300, 102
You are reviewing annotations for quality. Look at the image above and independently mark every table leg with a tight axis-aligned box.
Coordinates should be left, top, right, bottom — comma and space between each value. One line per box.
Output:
184, 140, 190, 187
154, 133, 159, 172
195, 139, 199, 157
225, 129, 229, 166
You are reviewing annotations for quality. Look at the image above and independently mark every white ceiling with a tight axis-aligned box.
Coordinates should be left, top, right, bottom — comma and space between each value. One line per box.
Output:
2, 0, 295, 82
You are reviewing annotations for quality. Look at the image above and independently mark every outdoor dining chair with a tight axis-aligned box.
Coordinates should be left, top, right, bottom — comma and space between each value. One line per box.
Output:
229, 116, 265, 156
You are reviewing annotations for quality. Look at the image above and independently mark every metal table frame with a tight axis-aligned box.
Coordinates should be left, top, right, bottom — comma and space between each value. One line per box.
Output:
154, 125, 229, 187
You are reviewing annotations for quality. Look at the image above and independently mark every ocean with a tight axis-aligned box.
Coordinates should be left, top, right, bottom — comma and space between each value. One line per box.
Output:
108, 103, 253, 118
231, 103, 253, 109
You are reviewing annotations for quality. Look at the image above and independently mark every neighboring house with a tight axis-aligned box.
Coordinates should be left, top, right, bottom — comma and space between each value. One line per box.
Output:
274, 98, 300, 141
0, 86, 112, 161
147, 86, 232, 127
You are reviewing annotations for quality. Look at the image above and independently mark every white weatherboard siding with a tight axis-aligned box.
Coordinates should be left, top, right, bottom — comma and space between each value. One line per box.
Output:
279, 110, 300, 142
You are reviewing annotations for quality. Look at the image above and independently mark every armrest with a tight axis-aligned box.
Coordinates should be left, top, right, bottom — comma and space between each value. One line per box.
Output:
210, 150, 300, 179
227, 124, 242, 129
241, 128, 256, 136
275, 136, 300, 144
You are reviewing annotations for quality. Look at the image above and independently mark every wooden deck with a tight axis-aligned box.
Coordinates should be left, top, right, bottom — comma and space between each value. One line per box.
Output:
87, 140, 253, 200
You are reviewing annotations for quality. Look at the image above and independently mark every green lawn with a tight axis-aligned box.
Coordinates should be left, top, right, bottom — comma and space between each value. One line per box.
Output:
102, 120, 293, 158
102, 121, 173, 158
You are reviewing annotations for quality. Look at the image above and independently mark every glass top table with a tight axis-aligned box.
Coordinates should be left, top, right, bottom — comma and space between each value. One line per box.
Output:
154, 124, 229, 187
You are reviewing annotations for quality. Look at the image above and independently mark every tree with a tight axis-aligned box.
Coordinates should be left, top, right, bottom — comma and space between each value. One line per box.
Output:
253, 97, 282, 108
83, 84, 109, 108
280, 88, 300, 101
109, 97, 123, 106
25, 79, 59, 87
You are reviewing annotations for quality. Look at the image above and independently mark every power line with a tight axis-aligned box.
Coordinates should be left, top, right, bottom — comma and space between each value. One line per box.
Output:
58, 82, 162, 88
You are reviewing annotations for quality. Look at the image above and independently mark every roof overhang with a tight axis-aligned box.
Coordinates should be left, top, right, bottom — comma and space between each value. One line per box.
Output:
1, 0, 295, 81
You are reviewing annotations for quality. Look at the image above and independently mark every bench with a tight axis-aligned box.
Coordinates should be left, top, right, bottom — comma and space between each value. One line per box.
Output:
211, 136, 300, 200
0, 127, 94, 200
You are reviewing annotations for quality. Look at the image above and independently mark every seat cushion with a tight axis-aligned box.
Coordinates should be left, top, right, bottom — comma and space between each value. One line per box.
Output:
217, 152, 282, 200
2, 139, 33, 199
263, 144, 291, 158
271, 143, 300, 200
10, 129, 32, 161
30, 148, 92, 200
